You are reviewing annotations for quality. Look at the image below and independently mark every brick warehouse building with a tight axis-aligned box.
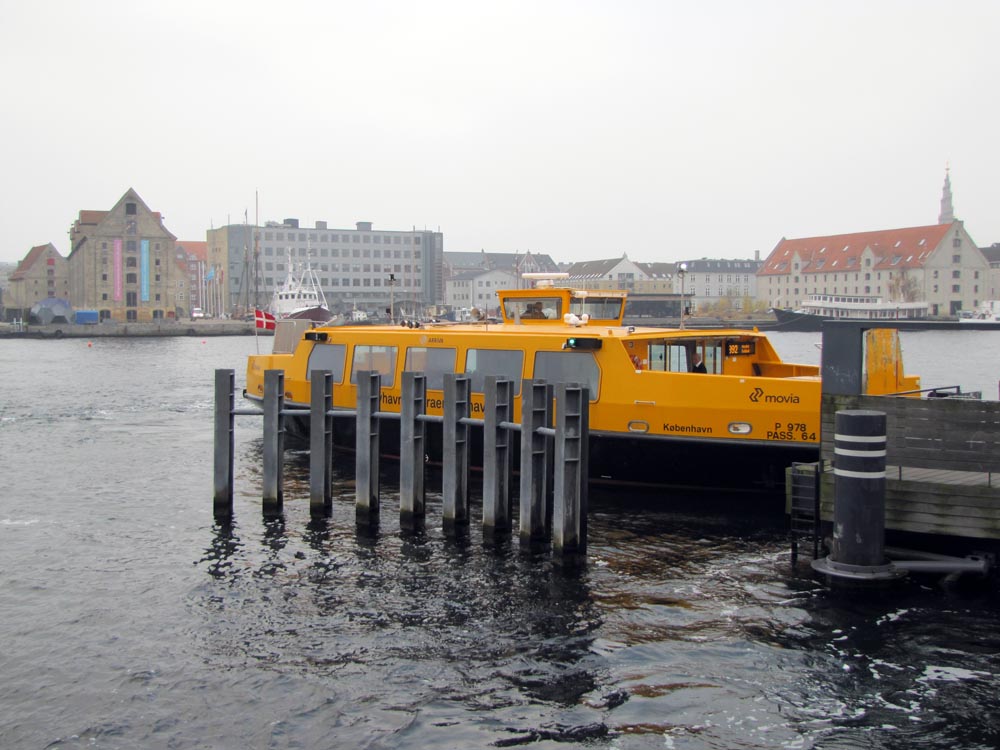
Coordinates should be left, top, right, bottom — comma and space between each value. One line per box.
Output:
67, 188, 188, 322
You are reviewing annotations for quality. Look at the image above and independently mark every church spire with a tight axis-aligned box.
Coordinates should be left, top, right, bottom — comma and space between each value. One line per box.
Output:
938, 165, 955, 224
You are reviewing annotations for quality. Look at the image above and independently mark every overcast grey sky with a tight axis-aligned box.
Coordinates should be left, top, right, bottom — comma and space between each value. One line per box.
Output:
2, 0, 997, 265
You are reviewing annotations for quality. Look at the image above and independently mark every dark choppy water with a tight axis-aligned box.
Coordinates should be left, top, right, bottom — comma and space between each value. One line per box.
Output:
1, 334, 999, 749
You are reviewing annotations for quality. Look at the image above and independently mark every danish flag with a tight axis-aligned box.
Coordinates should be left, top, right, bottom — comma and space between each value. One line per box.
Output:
254, 309, 276, 330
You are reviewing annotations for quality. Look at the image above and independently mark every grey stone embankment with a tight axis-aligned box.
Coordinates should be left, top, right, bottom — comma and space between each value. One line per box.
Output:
0, 320, 271, 339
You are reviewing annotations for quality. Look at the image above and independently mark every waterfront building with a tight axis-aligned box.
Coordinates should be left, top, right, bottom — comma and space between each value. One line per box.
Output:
758, 221, 990, 317
443, 249, 560, 283
176, 241, 209, 315
670, 257, 762, 312
981, 243, 1000, 301
67, 188, 186, 322
4, 243, 70, 321
564, 255, 649, 291
208, 219, 444, 317
760, 171, 992, 316
444, 268, 517, 316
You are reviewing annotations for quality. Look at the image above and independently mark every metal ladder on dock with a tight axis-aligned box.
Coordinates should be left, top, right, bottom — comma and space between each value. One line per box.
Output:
789, 461, 822, 562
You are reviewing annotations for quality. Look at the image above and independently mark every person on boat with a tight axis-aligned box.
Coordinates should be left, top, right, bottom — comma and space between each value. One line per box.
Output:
692, 353, 707, 373
523, 301, 546, 319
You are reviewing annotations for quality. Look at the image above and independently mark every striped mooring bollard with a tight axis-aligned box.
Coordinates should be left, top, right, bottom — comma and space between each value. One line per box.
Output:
812, 409, 906, 583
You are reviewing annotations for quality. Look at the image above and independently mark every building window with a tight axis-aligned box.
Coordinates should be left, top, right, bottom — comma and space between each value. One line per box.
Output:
952, 284, 960, 293
952, 270, 960, 279
126, 203, 137, 215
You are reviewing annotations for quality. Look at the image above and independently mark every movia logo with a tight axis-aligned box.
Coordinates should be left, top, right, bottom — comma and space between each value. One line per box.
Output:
749, 387, 800, 404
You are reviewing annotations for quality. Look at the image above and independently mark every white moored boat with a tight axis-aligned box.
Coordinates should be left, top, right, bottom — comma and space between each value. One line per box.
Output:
773, 294, 929, 331
271, 253, 331, 322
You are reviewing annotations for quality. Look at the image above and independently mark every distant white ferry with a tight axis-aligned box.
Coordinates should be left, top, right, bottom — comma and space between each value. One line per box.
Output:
773, 294, 929, 331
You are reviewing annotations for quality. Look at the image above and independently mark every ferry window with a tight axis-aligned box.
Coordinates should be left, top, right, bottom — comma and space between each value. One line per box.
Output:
404, 347, 456, 390
569, 297, 623, 321
504, 297, 561, 321
465, 348, 523, 394
648, 341, 722, 373
350, 345, 398, 387
306, 343, 347, 383
533, 352, 599, 401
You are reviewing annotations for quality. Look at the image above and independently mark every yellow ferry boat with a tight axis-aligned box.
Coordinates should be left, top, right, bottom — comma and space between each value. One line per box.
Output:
245, 278, 919, 494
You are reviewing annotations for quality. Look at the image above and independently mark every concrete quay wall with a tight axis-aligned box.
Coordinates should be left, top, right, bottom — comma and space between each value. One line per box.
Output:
0, 320, 270, 339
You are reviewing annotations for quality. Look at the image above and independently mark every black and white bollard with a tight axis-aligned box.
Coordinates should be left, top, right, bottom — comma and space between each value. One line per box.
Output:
812, 409, 905, 582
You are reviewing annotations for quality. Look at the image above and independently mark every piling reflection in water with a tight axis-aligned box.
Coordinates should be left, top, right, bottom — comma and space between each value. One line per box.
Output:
195, 446, 1000, 748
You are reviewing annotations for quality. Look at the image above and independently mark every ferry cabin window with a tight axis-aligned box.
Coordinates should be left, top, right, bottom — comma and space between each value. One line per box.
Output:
465, 348, 523, 394
569, 297, 623, 321
306, 343, 347, 383
504, 297, 562, 320
648, 341, 722, 373
533, 352, 600, 401
350, 345, 398, 387
403, 347, 456, 390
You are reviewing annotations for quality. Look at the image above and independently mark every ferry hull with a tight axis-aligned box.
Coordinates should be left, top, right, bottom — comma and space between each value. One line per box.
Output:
278, 407, 815, 499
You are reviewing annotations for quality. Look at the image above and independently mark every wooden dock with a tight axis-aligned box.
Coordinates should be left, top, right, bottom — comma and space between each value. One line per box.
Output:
813, 393, 1000, 547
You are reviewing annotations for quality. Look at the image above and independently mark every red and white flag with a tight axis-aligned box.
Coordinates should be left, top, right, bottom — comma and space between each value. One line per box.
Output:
254, 309, 276, 330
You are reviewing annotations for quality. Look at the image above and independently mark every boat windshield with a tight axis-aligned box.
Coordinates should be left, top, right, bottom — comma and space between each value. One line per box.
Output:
503, 297, 562, 320
569, 297, 623, 321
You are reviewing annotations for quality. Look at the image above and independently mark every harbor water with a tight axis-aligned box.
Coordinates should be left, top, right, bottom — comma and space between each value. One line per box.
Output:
1, 332, 999, 749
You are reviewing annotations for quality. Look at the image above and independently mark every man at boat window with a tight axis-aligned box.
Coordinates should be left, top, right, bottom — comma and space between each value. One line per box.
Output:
523, 301, 546, 319
691, 353, 707, 373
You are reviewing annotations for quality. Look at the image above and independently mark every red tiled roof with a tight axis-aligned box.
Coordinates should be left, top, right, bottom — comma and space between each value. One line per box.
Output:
177, 241, 207, 262
77, 210, 108, 226
10, 243, 57, 280
759, 223, 953, 276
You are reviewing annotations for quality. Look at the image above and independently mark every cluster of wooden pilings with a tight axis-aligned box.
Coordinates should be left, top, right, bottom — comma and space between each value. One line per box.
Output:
213, 369, 589, 561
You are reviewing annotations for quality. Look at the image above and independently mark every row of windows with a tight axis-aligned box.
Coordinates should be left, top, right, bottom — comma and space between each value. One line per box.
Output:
100, 273, 163, 284
785, 285, 978, 296
261, 277, 422, 288
262, 246, 420, 260
99, 241, 163, 252
263, 262, 415, 274
684, 274, 753, 283
305, 344, 600, 401
774, 268, 981, 285
98, 292, 164, 304
262, 232, 421, 245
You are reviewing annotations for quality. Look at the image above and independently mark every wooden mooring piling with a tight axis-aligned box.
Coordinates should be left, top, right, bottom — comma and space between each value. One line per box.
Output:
214, 369, 588, 561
